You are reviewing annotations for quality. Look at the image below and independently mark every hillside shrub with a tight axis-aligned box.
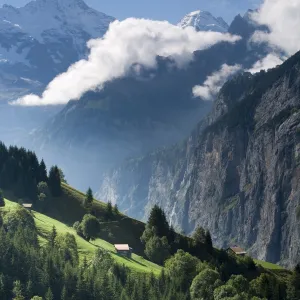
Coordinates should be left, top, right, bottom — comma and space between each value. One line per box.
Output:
3, 208, 35, 233
145, 236, 170, 265
81, 214, 100, 241
190, 269, 221, 300
73, 221, 82, 236
165, 249, 201, 290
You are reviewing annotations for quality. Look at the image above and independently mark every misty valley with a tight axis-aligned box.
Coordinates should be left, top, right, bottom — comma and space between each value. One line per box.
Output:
0, 0, 299, 299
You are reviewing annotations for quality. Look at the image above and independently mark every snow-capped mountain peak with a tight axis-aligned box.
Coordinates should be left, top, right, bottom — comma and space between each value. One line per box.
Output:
0, 0, 115, 95
0, 0, 115, 42
178, 10, 229, 33
0, 0, 115, 76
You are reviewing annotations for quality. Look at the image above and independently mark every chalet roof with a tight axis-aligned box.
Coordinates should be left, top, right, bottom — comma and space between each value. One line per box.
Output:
22, 204, 33, 208
229, 246, 247, 254
114, 244, 130, 251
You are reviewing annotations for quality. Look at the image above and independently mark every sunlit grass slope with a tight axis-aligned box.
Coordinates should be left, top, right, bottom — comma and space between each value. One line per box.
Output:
1, 199, 161, 275
3, 183, 147, 256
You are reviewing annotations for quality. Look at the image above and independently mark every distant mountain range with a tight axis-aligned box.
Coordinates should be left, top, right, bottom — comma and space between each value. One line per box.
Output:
0, 0, 114, 145
0, 0, 114, 82
28, 9, 272, 191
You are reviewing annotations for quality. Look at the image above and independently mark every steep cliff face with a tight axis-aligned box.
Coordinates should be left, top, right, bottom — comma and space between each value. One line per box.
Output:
98, 52, 300, 267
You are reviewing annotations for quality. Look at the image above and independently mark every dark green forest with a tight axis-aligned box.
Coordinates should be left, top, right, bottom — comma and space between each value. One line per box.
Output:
0, 142, 300, 300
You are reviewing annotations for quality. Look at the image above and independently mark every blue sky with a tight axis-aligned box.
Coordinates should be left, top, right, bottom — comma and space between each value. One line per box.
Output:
0, 0, 261, 24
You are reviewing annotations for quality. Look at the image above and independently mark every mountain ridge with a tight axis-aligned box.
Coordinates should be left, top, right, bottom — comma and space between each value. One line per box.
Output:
97, 50, 300, 268
0, 0, 115, 147
30, 11, 271, 191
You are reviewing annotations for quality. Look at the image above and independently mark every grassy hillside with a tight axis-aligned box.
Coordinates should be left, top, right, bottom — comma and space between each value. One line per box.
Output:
2, 183, 287, 276
1, 199, 162, 275
3, 183, 147, 257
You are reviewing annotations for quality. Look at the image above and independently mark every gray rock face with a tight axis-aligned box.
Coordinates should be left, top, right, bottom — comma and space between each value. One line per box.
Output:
98, 53, 300, 267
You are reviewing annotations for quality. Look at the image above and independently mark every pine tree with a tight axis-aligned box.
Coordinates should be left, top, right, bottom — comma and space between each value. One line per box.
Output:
25, 280, 33, 300
84, 187, 93, 211
61, 285, 67, 300
0, 274, 6, 300
13, 280, 24, 300
205, 230, 213, 252
0, 189, 4, 207
192, 226, 206, 245
45, 288, 53, 300
82, 256, 88, 270
38, 159, 48, 183
49, 226, 57, 248
114, 203, 119, 214
287, 264, 300, 300
106, 201, 113, 218
148, 205, 170, 238
58, 168, 67, 184
48, 166, 62, 197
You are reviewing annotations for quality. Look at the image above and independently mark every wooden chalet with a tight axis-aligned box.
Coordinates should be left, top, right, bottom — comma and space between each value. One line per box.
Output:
114, 244, 132, 258
22, 203, 33, 211
226, 246, 247, 256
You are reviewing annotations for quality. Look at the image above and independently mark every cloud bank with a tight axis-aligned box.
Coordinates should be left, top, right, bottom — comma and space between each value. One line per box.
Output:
252, 0, 300, 56
192, 64, 242, 100
11, 18, 240, 106
247, 53, 284, 74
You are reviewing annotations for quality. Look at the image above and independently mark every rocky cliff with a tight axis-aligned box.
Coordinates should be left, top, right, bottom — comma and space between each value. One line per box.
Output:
98, 51, 300, 267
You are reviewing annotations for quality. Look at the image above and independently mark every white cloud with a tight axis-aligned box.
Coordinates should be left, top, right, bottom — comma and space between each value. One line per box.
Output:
10, 18, 240, 106
251, 0, 300, 56
192, 64, 242, 100
247, 53, 284, 73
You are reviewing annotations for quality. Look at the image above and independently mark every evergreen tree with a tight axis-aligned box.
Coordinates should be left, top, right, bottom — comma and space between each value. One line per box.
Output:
0, 273, 6, 300
148, 205, 170, 238
13, 280, 24, 300
48, 166, 62, 197
58, 168, 67, 184
106, 201, 113, 218
0, 189, 4, 207
192, 226, 206, 245
25, 280, 33, 300
61, 285, 67, 300
49, 226, 57, 248
287, 264, 300, 300
114, 203, 119, 214
205, 230, 213, 252
84, 187, 93, 211
38, 159, 48, 183
45, 288, 53, 300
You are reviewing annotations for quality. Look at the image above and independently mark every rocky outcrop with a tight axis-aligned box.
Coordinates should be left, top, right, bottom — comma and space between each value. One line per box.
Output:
98, 52, 300, 267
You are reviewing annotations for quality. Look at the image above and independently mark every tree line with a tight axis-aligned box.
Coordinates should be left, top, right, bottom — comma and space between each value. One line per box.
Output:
0, 142, 63, 206
0, 204, 300, 300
